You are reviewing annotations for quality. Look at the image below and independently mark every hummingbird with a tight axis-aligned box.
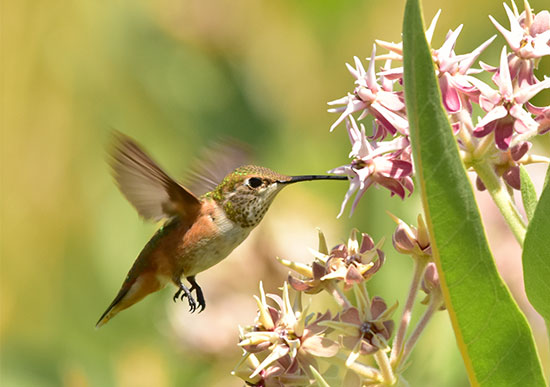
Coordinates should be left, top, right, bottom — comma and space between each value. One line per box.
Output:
96, 133, 347, 328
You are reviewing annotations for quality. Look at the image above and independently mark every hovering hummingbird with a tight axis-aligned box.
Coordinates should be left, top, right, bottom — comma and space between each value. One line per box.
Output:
96, 133, 347, 328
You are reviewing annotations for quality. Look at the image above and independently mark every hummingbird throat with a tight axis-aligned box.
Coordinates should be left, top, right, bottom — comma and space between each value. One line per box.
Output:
222, 185, 280, 228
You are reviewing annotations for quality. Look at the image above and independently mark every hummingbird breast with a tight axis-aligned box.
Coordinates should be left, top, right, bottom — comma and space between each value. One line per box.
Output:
176, 198, 252, 277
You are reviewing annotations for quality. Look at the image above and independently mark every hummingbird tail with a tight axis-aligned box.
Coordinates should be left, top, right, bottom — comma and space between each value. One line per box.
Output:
95, 287, 130, 329
96, 273, 163, 328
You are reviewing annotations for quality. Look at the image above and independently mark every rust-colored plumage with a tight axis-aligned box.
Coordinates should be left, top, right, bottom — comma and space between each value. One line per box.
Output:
96, 133, 346, 328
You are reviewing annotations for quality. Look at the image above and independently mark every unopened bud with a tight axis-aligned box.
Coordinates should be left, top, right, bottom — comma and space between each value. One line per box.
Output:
420, 263, 445, 309
389, 213, 431, 259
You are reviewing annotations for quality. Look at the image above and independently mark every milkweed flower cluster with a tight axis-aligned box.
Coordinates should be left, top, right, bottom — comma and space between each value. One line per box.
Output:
233, 1, 548, 385
233, 221, 443, 386
329, 1, 550, 216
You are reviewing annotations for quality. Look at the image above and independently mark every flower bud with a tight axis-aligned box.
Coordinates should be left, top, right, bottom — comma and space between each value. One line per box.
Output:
420, 263, 445, 309
390, 213, 431, 259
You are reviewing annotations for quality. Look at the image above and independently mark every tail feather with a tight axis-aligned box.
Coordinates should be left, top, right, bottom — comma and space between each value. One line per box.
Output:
96, 286, 131, 329
96, 273, 163, 328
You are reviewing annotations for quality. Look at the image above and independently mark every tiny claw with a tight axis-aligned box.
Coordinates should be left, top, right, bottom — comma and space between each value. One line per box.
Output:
187, 276, 206, 313
174, 282, 198, 313
188, 297, 197, 313
173, 289, 182, 303
195, 292, 205, 313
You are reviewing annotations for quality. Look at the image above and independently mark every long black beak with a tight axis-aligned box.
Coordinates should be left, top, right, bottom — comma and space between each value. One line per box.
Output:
277, 175, 348, 185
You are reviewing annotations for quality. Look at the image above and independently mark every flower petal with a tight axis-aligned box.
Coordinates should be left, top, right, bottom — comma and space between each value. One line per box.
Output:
439, 73, 461, 113
250, 345, 290, 379
301, 336, 339, 358
340, 307, 362, 325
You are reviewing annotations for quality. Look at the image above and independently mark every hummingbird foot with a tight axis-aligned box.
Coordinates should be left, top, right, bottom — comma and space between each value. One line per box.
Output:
187, 276, 206, 313
173, 282, 198, 313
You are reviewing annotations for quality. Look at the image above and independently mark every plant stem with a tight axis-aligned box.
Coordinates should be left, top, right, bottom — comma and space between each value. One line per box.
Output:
473, 161, 526, 245
472, 133, 496, 162
335, 353, 383, 382
356, 282, 371, 318
390, 258, 428, 366
399, 292, 444, 367
327, 281, 351, 308
519, 154, 550, 164
374, 350, 396, 385
455, 107, 477, 153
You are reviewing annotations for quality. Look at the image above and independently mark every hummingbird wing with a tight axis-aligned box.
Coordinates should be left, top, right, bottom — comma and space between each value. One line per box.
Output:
110, 132, 202, 222
186, 139, 252, 196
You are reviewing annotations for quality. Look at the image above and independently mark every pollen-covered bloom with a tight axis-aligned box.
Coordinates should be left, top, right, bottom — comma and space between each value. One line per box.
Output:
469, 47, 550, 150
327, 45, 408, 137
236, 283, 338, 384
330, 117, 413, 216
280, 229, 385, 294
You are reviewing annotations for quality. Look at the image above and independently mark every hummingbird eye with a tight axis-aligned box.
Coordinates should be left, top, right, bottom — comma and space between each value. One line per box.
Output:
246, 177, 263, 189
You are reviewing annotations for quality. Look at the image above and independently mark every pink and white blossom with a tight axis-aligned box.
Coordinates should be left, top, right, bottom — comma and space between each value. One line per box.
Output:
469, 47, 550, 149
328, 45, 408, 137
330, 117, 413, 217
489, 2, 550, 60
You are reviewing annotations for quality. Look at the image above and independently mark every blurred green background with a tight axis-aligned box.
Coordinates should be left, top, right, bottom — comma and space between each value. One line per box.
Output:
2, 0, 549, 386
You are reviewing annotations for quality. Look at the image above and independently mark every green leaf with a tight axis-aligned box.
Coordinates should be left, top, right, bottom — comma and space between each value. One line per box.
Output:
520, 165, 537, 222
523, 172, 550, 325
402, 0, 545, 386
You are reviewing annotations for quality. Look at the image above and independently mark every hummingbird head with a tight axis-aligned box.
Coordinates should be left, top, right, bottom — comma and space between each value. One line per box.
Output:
207, 165, 347, 228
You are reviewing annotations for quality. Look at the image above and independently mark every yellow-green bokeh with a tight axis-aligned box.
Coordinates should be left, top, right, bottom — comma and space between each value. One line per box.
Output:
2, 0, 548, 386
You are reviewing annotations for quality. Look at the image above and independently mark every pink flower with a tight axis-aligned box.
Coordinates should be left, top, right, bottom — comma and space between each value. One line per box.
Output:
285, 229, 385, 293
322, 297, 396, 364
433, 27, 495, 113
328, 45, 408, 137
475, 141, 532, 191
526, 103, 550, 134
377, 12, 495, 114
489, 2, 550, 60
331, 117, 413, 217
469, 47, 550, 150
237, 283, 338, 381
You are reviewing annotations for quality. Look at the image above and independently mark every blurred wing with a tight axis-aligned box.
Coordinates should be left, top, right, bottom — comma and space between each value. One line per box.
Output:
186, 139, 252, 196
110, 132, 202, 222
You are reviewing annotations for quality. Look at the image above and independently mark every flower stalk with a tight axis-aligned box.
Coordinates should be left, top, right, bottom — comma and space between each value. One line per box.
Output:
473, 160, 526, 244
400, 289, 444, 367
335, 353, 383, 381
327, 281, 352, 309
374, 350, 396, 385
389, 257, 428, 366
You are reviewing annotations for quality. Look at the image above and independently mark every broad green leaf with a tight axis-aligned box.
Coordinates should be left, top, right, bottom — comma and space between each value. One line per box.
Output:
523, 171, 550, 325
520, 165, 537, 222
402, 0, 545, 385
